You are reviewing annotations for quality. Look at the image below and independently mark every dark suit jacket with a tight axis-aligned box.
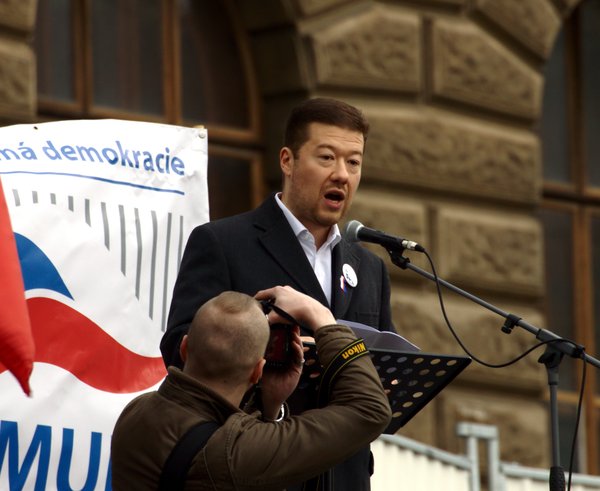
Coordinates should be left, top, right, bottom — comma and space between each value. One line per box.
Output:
161, 194, 395, 490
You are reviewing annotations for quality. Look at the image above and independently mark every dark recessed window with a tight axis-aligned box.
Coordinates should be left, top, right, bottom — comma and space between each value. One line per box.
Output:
539, 0, 600, 474
34, 0, 264, 218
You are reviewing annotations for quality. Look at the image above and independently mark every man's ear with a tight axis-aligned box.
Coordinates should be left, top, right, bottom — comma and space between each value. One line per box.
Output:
279, 147, 293, 176
179, 335, 189, 365
250, 358, 266, 386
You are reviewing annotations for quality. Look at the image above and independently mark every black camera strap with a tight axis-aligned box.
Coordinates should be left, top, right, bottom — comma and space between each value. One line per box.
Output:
260, 299, 312, 335
158, 421, 220, 491
317, 338, 369, 408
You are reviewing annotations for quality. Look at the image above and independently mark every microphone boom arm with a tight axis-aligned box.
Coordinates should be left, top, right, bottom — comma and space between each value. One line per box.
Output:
388, 249, 600, 368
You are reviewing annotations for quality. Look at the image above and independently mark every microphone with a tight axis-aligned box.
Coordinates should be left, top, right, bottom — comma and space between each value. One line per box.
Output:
344, 220, 425, 252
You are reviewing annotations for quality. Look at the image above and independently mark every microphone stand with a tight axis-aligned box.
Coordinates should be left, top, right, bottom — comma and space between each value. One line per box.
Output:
387, 249, 600, 491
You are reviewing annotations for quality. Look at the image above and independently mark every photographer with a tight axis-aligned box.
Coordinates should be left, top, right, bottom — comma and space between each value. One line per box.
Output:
111, 285, 391, 490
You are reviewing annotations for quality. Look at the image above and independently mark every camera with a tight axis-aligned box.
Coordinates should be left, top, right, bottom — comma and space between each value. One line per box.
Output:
264, 323, 294, 369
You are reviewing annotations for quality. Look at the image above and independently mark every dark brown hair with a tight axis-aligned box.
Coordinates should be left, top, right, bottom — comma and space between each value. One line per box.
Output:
284, 98, 370, 157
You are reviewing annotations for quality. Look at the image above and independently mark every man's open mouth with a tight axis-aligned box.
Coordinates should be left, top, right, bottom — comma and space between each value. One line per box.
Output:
324, 190, 345, 202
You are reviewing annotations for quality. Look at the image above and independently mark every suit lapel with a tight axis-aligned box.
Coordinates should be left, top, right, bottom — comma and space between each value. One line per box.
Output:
331, 239, 360, 319
254, 197, 329, 307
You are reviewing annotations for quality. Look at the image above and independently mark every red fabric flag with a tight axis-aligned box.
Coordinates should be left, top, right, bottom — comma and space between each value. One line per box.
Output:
0, 179, 34, 395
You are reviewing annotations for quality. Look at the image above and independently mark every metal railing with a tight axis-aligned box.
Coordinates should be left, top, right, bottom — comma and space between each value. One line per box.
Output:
371, 432, 476, 490
371, 423, 600, 491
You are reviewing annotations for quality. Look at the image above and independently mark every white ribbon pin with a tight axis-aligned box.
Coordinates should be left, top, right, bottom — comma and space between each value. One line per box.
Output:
342, 263, 358, 288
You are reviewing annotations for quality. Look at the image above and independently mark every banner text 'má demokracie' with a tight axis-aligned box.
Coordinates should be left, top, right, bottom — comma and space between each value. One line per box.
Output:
0, 140, 186, 176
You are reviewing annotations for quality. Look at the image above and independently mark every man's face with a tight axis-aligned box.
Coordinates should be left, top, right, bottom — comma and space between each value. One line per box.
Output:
280, 122, 364, 244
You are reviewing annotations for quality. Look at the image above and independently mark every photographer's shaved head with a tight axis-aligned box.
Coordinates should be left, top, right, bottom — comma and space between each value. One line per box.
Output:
183, 291, 269, 384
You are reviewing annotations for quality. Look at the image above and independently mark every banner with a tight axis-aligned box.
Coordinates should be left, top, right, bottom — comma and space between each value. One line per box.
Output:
0, 119, 208, 490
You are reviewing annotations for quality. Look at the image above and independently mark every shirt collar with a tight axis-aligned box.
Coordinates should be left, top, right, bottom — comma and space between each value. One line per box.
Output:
275, 193, 341, 249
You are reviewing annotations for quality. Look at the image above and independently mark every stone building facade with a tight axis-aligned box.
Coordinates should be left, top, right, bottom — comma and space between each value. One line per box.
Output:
0, 0, 588, 473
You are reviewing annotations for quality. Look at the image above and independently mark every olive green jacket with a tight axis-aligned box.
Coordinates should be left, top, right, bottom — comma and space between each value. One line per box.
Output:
111, 324, 391, 491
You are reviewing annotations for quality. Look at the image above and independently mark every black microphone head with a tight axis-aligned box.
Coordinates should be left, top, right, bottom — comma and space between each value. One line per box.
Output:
343, 220, 364, 243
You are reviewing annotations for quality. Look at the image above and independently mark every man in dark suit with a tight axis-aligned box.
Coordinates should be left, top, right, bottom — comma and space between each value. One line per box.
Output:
161, 97, 395, 490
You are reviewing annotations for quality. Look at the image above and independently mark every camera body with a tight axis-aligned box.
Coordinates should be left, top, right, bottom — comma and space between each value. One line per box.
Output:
264, 323, 294, 369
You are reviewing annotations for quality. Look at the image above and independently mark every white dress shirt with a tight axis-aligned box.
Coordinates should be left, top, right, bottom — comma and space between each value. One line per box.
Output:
275, 194, 341, 306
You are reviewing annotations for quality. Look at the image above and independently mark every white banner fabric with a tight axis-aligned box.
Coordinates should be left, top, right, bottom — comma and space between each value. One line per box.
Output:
0, 119, 209, 490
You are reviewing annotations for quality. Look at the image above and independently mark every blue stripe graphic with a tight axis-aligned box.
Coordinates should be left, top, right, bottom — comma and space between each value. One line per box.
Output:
15, 233, 73, 299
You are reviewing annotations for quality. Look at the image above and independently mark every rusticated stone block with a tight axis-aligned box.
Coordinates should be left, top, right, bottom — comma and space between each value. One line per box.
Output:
428, 0, 466, 4
0, 0, 37, 32
476, 0, 561, 58
306, 7, 420, 92
0, 38, 35, 118
436, 208, 544, 296
348, 191, 427, 245
347, 190, 428, 277
364, 110, 540, 204
439, 387, 549, 466
391, 291, 547, 390
431, 19, 543, 119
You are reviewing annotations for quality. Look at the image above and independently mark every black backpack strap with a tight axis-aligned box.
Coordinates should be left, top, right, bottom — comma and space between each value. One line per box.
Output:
158, 421, 220, 491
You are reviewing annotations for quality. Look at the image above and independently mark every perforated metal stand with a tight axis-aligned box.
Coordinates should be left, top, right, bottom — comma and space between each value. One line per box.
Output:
299, 343, 470, 434
371, 349, 471, 433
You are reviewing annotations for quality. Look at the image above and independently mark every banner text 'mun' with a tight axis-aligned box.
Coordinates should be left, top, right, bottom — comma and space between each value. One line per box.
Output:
0, 420, 112, 491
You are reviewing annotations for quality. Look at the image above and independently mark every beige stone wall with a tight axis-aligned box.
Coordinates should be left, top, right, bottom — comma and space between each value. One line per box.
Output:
0, 0, 37, 124
240, 0, 582, 469
3, 0, 583, 474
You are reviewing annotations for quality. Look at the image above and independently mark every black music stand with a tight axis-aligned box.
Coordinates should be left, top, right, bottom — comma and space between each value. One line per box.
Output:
371, 349, 470, 433
300, 343, 471, 434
